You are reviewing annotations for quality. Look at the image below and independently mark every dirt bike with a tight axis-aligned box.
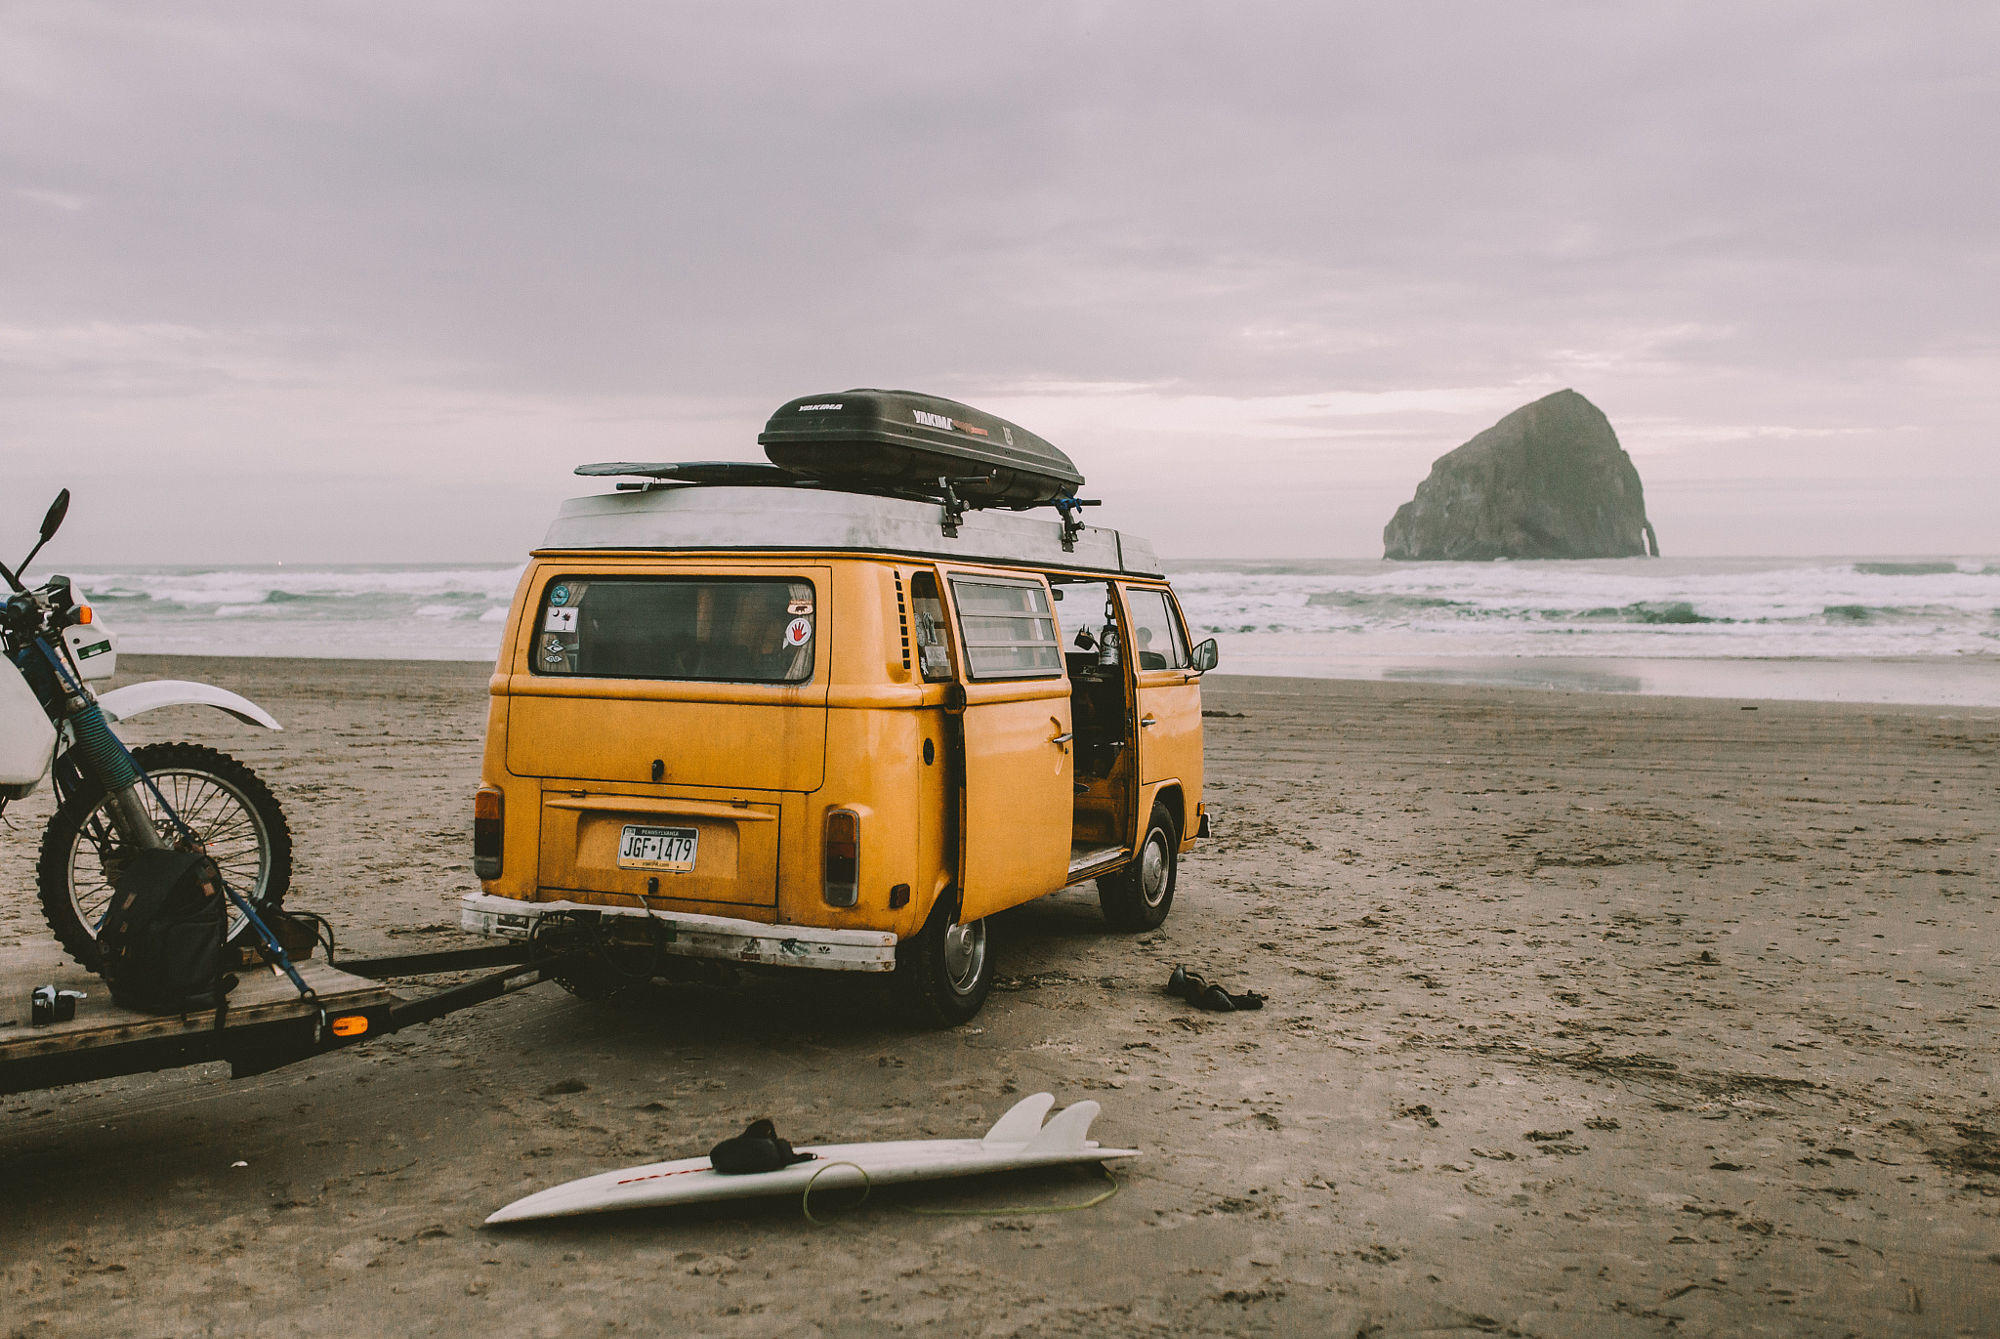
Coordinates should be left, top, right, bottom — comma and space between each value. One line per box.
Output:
0, 490, 293, 969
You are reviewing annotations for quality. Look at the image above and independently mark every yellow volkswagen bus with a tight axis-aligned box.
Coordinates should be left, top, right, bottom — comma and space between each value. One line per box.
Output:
462, 391, 1216, 1025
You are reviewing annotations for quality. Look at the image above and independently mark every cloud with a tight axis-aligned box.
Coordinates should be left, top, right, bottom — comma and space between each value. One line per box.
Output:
0, 2, 1994, 558
13, 186, 85, 211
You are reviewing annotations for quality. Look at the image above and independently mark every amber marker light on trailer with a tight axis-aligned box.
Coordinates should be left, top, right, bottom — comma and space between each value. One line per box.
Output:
823, 809, 860, 907
329, 1015, 369, 1037
473, 786, 504, 879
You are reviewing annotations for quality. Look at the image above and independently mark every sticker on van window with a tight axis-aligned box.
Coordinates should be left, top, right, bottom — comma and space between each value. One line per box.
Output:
544, 607, 579, 632
542, 636, 567, 664
549, 584, 571, 606
787, 600, 813, 615
784, 617, 813, 648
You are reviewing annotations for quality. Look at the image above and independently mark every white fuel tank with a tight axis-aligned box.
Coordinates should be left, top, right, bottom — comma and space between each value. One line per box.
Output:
0, 657, 57, 798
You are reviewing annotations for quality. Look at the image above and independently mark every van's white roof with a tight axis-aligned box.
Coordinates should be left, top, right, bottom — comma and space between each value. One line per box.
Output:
541, 485, 1163, 577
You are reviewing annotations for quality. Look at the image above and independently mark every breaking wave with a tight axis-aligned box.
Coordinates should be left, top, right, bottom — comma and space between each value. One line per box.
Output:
1168, 556, 2000, 659
64, 564, 523, 659
52, 555, 2000, 663
1852, 561, 1960, 577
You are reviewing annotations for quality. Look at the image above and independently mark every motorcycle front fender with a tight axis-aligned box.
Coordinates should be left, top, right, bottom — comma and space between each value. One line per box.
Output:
94, 680, 283, 732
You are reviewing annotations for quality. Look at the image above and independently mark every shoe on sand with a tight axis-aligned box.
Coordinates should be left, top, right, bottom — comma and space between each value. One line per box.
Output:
1165, 964, 1265, 1012
709, 1119, 815, 1174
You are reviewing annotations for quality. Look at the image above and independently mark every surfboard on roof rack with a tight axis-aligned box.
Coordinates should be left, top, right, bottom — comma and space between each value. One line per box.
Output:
573, 461, 796, 487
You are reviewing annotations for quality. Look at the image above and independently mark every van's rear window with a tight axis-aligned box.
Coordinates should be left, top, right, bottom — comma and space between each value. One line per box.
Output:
532, 578, 816, 682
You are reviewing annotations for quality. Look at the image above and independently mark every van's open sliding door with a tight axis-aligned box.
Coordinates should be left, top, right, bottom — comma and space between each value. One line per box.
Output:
941, 571, 1074, 923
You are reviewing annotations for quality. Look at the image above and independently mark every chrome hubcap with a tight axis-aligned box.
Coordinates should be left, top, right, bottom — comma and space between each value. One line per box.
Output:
942, 918, 987, 995
1140, 830, 1170, 907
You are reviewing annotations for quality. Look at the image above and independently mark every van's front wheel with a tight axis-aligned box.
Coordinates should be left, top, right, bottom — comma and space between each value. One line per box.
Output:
1098, 801, 1177, 931
894, 891, 992, 1027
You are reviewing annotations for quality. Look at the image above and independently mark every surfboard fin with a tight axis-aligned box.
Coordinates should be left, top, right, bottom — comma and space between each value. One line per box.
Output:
1025, 1100, 1101, 1155
981, 1092, 1056, 1146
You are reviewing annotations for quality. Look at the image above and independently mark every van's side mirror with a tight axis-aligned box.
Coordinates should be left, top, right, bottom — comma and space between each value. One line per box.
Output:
1190, 639, 1218, 673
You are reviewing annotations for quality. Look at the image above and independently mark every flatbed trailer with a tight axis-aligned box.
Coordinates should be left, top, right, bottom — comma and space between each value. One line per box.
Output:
1, 939, 547, 1097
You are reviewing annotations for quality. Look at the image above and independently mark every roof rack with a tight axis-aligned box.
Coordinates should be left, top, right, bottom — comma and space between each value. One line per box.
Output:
543, 484, 1156, 575
574, 461, 1103, 549
578, 389, 1107, 547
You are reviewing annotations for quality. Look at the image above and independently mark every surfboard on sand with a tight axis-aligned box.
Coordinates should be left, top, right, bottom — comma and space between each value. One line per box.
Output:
485, 1093, 1139, 1225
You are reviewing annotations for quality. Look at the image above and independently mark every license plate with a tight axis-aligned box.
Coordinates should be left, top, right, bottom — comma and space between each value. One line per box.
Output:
617, 824, 699, 872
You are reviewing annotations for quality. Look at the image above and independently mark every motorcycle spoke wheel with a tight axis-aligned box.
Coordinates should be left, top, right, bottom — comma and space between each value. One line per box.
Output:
37, 741, 292, 970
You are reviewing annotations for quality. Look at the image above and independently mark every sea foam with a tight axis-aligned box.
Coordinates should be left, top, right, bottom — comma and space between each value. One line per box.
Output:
59, 556, 2000, 665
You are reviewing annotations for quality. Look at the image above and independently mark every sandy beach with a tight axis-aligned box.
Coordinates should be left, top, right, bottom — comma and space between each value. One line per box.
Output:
3, 655, 1997, 1336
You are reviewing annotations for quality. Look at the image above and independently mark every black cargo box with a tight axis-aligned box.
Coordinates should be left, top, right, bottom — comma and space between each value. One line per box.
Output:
759, 389, 1083, 506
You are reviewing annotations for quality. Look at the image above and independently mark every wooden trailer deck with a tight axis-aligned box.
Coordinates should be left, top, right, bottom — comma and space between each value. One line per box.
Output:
1, 941, 399, 1095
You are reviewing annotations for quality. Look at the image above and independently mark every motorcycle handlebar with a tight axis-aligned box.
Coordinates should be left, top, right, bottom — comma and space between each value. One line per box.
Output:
2, 581, 68, 640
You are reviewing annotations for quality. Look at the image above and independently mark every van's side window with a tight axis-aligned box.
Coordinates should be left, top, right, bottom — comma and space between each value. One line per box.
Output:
948, 576, 1061, 680
1123, 587, 1189, 671
908, 571, 955, 683
533, 577, 816, 682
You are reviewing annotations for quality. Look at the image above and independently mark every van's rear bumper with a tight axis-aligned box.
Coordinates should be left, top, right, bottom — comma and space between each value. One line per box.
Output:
459, 892, 898, 973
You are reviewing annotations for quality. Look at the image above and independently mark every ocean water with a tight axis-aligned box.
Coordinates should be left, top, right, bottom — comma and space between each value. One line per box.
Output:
51, 556, 2000, 705
1166, 557, 2000, 706
63, 564, 525, 661
1168, 556, 2000, 660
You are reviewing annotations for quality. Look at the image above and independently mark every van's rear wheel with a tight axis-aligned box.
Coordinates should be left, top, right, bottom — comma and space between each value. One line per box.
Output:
1098, 801, 1177, 931
894, 890, 992, 1027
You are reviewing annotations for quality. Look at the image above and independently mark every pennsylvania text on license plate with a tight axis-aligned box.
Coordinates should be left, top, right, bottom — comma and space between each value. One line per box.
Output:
617, 824, 699, 872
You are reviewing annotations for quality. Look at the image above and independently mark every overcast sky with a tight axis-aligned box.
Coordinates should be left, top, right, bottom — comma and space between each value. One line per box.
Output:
2, 3, 1994, 563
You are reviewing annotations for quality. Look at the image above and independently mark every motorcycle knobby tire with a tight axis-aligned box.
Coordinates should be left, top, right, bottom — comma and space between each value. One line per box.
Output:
36, 741, 293, 971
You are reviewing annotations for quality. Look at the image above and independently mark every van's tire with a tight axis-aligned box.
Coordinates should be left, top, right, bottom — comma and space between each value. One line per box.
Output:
37, 742, 292, 971
1098, 801, 1177, 932
893, 890, 993, 1028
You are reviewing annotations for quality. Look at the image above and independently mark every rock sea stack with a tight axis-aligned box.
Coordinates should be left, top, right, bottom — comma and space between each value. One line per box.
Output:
1382, 389, 1659, 561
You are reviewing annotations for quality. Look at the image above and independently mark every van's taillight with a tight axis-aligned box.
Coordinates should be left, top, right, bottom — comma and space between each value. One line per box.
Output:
823, 809, 859, 907
473, 786, 504, 879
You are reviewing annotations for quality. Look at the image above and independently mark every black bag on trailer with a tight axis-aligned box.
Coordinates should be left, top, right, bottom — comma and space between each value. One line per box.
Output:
98, 849, 238, 1014
759, 389, 1084, 506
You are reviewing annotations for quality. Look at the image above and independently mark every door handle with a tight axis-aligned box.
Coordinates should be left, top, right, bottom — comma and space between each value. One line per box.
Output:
1139, 715, 1157, 728
1050, 732, 1074, 746
1049, 716, 1073, 749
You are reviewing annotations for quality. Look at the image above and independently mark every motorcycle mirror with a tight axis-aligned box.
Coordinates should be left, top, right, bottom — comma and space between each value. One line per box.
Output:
13, 488, 73, 584
40, 489, 70, 543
